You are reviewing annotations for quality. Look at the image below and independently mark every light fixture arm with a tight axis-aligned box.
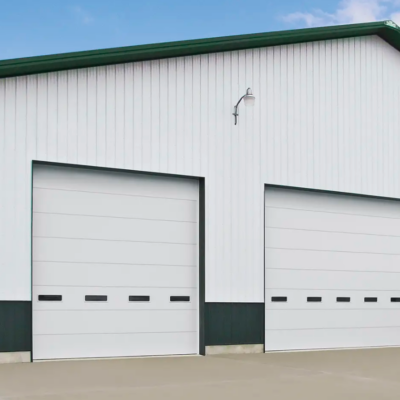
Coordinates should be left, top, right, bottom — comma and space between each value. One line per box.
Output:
232, 88, 253, 125
233, 94, 247, 125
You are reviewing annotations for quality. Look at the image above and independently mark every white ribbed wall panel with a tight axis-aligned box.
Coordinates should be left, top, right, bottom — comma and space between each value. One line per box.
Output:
1, 35, 400, 302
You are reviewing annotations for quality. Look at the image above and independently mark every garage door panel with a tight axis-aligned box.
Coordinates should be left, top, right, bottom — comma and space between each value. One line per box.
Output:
33, 310, 197, 334
265, 188, 400, 218
265, 309, 400, 330
33, 332, 197, 360
33, 286, 197, 310
33, 262, 196, 288
265, 269, 400, 291
33, 237, 196, 265
265, 289, 400, 310
33, 213, 196, 244
33, 188, 196, 222
265, 207, 400, 236
265, 327, 400, 351
33, 165, 199, 360
266, 227, 400, 254
33, 164, 199, 200
265, 248, 400, 273
265, 187, 400, 351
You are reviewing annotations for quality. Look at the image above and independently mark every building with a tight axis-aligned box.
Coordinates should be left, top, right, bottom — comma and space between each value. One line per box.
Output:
1, 20, 400, 362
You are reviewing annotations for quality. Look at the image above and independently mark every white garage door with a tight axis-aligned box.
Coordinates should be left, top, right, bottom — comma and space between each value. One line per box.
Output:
32, 164, 199, 360
265, 187, 400, 351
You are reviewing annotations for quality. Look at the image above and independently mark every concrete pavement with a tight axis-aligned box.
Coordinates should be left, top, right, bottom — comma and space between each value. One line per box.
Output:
0, 348, 399, 399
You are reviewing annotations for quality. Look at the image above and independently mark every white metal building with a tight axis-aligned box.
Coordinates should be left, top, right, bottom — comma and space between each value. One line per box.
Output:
1, 20, 400, 362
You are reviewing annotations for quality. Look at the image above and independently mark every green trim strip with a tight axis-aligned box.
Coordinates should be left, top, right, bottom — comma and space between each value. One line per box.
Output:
0, 301, 32, 353
199, 179, 206, 356
205, 303, 264, 346
0, 21, 399, 78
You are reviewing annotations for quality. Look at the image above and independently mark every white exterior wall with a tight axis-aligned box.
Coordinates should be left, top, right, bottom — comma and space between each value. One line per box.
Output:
1, 35, 400, 302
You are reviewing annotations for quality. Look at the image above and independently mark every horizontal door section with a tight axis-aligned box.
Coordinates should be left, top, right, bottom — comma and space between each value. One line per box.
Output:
32, 164, 199, 360
265, 187, 400, 351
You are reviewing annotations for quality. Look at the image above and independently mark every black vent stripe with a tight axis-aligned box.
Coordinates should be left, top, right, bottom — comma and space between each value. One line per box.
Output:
85, 295, 107, 302
170, 296, 190, 302
364, 297, 378, 303
271, 296, 287, 302
307, 297, 322, 302
129, 295, 150, 302
391, 297, 400, 303
38, 295, 62, 301
337, 297, 351, 303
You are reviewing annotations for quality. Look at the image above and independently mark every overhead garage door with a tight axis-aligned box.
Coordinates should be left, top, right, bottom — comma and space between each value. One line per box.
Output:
32, 164, 199, 360
265, 187, 400, 351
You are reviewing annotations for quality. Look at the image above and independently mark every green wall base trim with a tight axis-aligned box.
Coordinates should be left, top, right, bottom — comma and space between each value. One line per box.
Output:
205, 302, 264, 346
0, 301, 32, 353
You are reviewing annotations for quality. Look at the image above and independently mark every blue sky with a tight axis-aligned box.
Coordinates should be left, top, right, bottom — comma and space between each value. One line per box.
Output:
1, 0, 400, 60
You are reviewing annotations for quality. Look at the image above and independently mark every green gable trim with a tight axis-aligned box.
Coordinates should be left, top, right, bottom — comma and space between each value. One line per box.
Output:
0, 20, 399, 79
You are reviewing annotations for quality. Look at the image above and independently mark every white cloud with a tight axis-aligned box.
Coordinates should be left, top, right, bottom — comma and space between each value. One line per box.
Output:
282, 0, 400, 28
71, 6, 94, 25
283, 12, 328, 27
390, 11, 400, 23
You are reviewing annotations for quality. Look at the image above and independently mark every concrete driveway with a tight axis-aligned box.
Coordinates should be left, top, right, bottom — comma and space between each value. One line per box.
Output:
0, 348, 399, 399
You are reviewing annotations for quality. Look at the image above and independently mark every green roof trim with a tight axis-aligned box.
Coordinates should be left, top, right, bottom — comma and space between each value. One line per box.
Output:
1, 20, 399, 79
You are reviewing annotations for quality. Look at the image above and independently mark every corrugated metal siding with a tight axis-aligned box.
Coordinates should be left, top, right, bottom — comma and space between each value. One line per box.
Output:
1, 35, 400, 302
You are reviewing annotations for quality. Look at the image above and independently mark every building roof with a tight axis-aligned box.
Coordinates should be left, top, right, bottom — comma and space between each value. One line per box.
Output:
0, 20, 399, 79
